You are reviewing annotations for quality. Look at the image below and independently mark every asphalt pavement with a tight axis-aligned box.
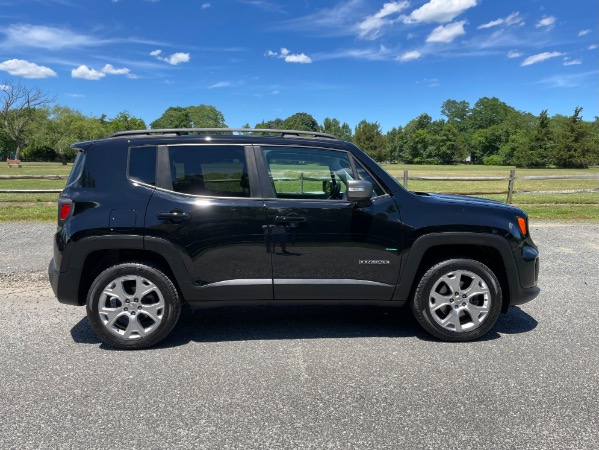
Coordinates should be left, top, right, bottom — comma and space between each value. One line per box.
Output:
0, 221, 598, 449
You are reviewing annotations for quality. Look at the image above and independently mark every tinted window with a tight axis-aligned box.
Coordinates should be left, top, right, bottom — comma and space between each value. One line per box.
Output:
66, 151, 85, 187
354, 160, 385, 197
129, 146, 157, 186
169, 145, 250, 197
262, 147, 352, 200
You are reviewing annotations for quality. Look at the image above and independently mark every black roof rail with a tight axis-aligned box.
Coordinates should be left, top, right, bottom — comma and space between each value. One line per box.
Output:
107, 128, 340, 140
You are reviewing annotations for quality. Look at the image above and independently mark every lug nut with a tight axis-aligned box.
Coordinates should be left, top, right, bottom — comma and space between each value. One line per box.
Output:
462, 294, 467, 298
124, 307, 128, 311
125, 299, 130, 303
134, 298, 138, 302
131, 311, 136, 316
138, 306, 142, 310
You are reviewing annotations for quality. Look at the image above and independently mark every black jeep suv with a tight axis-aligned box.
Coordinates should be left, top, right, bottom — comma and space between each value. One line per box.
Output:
49, 128, 539, 349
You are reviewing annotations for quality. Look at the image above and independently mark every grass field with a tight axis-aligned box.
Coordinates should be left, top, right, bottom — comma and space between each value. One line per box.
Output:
1, 162, 597, 222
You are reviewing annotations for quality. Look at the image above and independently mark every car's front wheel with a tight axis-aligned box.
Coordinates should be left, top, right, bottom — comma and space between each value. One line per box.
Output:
411, 258, 502, 341
86, 263, 181, 350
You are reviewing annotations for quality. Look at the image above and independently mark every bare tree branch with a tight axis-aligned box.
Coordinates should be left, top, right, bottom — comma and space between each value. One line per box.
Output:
1, 80, 55, 160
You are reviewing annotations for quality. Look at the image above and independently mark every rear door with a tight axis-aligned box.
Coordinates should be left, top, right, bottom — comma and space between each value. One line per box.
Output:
256, 145, 403, 301
144, 144, 272, 300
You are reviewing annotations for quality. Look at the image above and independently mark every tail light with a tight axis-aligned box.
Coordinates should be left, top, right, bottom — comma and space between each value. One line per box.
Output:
58, 198, 73, 222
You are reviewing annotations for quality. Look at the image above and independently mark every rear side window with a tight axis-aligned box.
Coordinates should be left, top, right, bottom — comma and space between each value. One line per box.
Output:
129, 146, 157, 186
65, 151, 85, 187
168, 145, 250, 197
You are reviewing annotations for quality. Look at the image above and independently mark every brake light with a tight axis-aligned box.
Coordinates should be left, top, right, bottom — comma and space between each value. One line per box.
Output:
60, 203, 71, 220
517, 217, 527, 235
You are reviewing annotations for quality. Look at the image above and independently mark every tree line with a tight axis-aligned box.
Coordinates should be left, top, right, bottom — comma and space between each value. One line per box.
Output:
1, 80, 598, 168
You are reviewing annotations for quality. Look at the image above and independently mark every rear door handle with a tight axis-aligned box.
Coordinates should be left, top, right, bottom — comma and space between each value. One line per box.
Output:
275, 215, 307, 224
157, 210, 190, 223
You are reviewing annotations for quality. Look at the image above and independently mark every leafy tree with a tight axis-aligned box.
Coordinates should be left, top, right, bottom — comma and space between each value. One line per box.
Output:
0, 80, 54, 160
427, 122, 468, 164
551, 107, 595, 168
282, 112, 319, 132
513, 110, 552, 168
354, 120, 387, 162
441, 99, 470, 131
321, 117, 353, 140
385, 126, 405, 162
29, 105, 105, 164
150, 105, 226, 129
187, 105, 227, 128
254, 118, 284, 134
105, 111, 147, 134
468, 97, 515, 130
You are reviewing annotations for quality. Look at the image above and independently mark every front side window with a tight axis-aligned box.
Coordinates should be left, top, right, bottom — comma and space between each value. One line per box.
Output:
261, 147, 353, 200
168, 145, 250, 197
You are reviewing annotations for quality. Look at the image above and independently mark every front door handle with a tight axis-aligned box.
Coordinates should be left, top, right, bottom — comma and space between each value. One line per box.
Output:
157, 210, 190, 223
275, 215, 307, 224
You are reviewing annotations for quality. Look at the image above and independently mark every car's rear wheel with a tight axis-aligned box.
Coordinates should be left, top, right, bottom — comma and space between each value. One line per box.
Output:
411, 258, 502, 341
86, 263, 181, 350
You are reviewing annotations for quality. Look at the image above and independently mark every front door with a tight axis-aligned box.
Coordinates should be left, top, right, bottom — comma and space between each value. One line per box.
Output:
258, 146, 402, 301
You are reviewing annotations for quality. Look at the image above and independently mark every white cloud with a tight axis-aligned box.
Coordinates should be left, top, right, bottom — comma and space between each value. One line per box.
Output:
357, 1, 409, 39
72, 65, 105, 80
563, 58, 582, 66
1, 24, 99, 50
406, 0, 477, 24
397, 50, 422, 61
535, 16, 556, 29
521, 51, 563, 66
71, 63, 135, 80
426, 20, 467, 43
507, 50, 522, 58
578, 29, 591, 37
285, 53, 312, 63
201, 2, 211, 8
66, 93, 85, 98
477, 19, 503, 30
477, 11, 524, 29
151, 49, 191, 65
0, 59, 57, 78
589, 44, 598, 50
266, 48, 312, 64
209, 81, 232, 88
101, 64, 130, 76
505, 12, 525, 26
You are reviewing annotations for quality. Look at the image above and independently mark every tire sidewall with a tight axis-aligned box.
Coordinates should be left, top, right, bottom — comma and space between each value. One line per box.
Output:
412, 259, 502, 342
86, 263, 181, 350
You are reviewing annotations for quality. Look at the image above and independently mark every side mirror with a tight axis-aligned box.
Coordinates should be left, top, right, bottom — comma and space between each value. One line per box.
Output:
346, 180, 373, 204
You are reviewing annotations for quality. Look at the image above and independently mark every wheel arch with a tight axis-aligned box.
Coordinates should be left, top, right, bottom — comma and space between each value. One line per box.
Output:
393, 233, 516, 313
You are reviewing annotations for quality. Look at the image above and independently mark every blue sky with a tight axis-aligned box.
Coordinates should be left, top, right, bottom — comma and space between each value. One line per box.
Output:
1, 0, 597, 131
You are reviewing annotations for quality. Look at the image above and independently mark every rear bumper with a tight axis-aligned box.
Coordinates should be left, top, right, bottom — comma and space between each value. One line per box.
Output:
48, 258, 83, 306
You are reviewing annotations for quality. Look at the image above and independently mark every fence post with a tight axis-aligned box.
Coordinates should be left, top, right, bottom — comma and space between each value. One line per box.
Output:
300, 172, 304, 194
403, 169, 409, 190
506, 169, 515, 204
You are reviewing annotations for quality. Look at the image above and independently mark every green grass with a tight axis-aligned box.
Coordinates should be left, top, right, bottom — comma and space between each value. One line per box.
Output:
382, 163, 598, 222
0, 162, 596, 222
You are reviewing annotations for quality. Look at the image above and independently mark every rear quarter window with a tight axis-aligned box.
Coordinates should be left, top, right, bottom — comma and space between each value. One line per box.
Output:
65, 150, 85, 187
129, 146, 157, 186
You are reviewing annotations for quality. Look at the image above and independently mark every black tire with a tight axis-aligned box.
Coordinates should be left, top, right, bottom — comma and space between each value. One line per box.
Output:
86, 263, 181, 350
411, 258, 502, 342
